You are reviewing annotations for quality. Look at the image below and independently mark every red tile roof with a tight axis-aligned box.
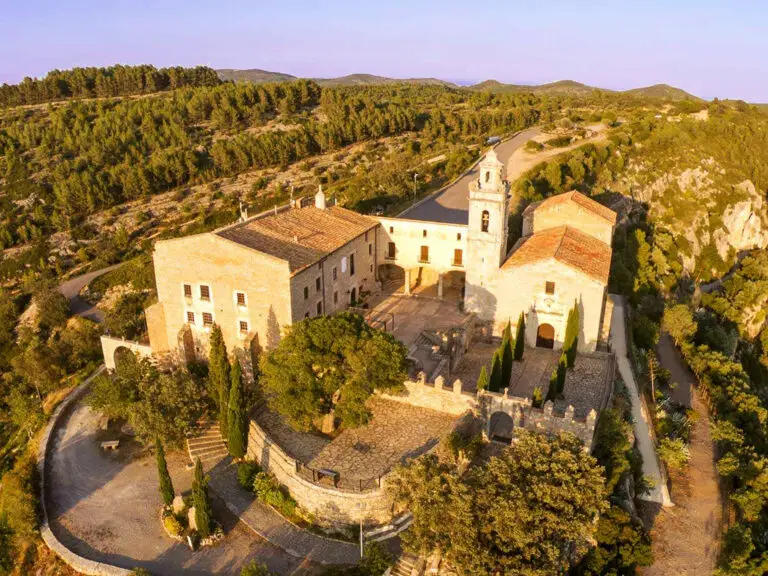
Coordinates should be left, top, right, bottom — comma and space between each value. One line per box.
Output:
523, 191, 617, 224
502, 225, 612, 283
217, 205, 378, 274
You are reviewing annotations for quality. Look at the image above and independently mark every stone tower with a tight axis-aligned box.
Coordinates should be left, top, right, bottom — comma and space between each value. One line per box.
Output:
464, 149, 509, 319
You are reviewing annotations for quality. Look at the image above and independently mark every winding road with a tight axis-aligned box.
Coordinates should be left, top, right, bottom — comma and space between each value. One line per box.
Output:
58, 263, 123, 322
400, 127, 540, 223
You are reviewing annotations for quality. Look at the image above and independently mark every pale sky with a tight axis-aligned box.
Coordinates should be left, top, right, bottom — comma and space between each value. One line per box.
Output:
1, 0, 767, 101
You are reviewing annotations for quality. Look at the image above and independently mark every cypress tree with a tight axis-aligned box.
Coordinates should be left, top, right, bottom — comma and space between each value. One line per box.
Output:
227, 358, 247, 459
546, 369, 558, 403
476, 365, 489, 391
564, 301, 580, 368
514, 312, 526, 361
501, 321, 514, 391
557, 353, 568, 395
155, 438, 174, 507
489, 349, 503, 393
192, 457, 212, 538
208, 324, 231, 436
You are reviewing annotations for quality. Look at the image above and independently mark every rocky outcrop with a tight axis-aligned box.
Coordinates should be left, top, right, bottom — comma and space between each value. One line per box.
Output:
713, 181, 768, 261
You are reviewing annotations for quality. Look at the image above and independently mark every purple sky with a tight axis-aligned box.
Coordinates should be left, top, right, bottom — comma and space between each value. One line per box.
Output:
2, 0, 767, 101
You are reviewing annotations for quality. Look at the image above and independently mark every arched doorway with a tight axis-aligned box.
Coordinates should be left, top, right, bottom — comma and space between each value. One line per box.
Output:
536, 323, 555, 349
489, 411, 514, 444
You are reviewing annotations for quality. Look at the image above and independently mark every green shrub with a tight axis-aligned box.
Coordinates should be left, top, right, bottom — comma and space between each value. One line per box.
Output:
240, 561, 274, 576
525, 140, 544, 152
532, 387, 543, 408
545, 135, 572, 147
657, 437, 690, 470
237, 461, 261, 490
253, 472, 297, 517
163, 514, 183, 537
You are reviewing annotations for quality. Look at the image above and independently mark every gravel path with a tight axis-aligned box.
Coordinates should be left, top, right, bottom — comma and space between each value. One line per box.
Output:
639, 332, 722, 576
46, 399, 314, 575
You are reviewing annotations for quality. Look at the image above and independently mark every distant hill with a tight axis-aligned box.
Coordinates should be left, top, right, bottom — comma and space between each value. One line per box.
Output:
215, 69, 701, 100
471, 79, 701, 101
216, 69, 298, 83
622, 83, 702, 101
216, 69, 455, 87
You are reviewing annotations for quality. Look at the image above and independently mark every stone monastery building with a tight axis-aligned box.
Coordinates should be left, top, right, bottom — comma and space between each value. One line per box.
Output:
144, 150, 616, 372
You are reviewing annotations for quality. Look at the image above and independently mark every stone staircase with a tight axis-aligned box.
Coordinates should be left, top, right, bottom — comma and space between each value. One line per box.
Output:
390, 553, 420, 576
186, 417, 228, 465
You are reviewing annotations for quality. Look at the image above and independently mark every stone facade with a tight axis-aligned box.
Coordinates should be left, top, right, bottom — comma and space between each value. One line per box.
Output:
523, 195, 615, 245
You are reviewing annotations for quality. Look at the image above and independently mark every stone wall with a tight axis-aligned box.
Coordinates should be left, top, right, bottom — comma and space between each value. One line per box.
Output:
100, 335, 153, 371
523, 201, 615, 246
246, 420, 394, 525
376, 217, 468, 276
38, 367, 133, 576
379, 374, 476, 416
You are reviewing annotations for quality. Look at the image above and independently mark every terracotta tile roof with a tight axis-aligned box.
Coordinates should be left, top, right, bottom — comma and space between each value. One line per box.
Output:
216, 205, 378, 274
502, 225, 612, 284
523, 191, 617, 224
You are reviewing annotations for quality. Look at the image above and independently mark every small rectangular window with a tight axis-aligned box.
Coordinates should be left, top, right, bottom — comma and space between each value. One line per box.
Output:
365, 231, 369, 242
332, 267, 337, 281
387, 242, 396, 259
422, 229, 427, 238
183, 284, 192, 298
453, 249, 463, 266
304, 286, 309, 300
389, 226, 394, 234
186, 311, 195, 324
316, 277, 321, 292
202, 312, 213, 326
368, 243, 372, 256
239, 321, 248, 333
333, 291, 338, 304
316, 301, 322, 315
236, 292, 246, 306
457, 233, 462, 241
200, 285, 210, 301
350, 253, 355, 276
419, 245, 429, 263
545, 281, 556, 295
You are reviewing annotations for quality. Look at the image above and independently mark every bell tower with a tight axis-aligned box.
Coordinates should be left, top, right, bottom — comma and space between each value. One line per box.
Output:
464, 149, 509, 318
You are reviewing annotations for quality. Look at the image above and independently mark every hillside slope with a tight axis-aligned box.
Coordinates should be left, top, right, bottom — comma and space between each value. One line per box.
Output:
216, 69, 455, 87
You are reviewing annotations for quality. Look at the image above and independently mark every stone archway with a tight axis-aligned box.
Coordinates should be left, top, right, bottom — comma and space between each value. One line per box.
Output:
113, 346, 135, 371
488, 411, 515, 443
536, 323, 555, 349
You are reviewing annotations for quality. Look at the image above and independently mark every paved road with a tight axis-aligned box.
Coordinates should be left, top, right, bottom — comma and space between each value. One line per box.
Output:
609, 295, 672, 506
400, 128, 540, 224
57, 264, 123, 322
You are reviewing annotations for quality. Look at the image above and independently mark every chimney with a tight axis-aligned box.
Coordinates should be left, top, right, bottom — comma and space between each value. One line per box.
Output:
315, 184, 327, 210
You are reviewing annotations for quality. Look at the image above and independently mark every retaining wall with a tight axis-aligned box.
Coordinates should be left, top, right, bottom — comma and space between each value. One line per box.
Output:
246, 420, 394, 525
38, 366, 133, 576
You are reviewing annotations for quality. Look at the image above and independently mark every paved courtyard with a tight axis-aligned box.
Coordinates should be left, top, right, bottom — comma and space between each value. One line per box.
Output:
256, 398, 458, 488
47, 400, 314, 575
365, 292, 467, 346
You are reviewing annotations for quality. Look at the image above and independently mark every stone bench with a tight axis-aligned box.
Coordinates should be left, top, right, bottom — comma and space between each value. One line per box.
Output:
100, 440, 120, 451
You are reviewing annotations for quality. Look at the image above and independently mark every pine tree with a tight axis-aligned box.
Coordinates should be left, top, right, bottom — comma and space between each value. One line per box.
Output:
208, 324, 231, 437
227, 358, 247, 459
476, 365, 489, 391
514, 312, 526, 361
501, 320, 514, 391
564, 301, 580, 368
192, 457, 212, 538
156, 438, 174, 507
489, 350, 503, 393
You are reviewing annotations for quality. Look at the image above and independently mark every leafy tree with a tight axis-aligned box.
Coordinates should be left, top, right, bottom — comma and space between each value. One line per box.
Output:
564, 300, 580, 368
476, 365, 488, 391
514, 312, 525, 360
663, 304, 697, 347
34, 286, 69, 335
575, 506, 653, 575
227, 358, 247, 459
388, 432, 608, 575
192, 458, 212, 538
7, 386, 43, 439
156, 439, 175, 507
488, 349, 503, 393
208, 324, 231, 436
88, 352, 141, 419
500, 320, 514, 390
0, 516, 14, 575
103, 292, 147, 340
260, 313, 407, 431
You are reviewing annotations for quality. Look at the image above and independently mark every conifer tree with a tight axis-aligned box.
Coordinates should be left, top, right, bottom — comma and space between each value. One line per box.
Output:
208, 324, 231, 436
514, 312, 526, 361
192, 457, 212, 538
155, 438, 174, 507
564, 301, 580, 368
501, 320, 514, 391
476, 365, 489, 391
227, 358, 247, 459
557, 353, 568, 395
489, 349, 503, 392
